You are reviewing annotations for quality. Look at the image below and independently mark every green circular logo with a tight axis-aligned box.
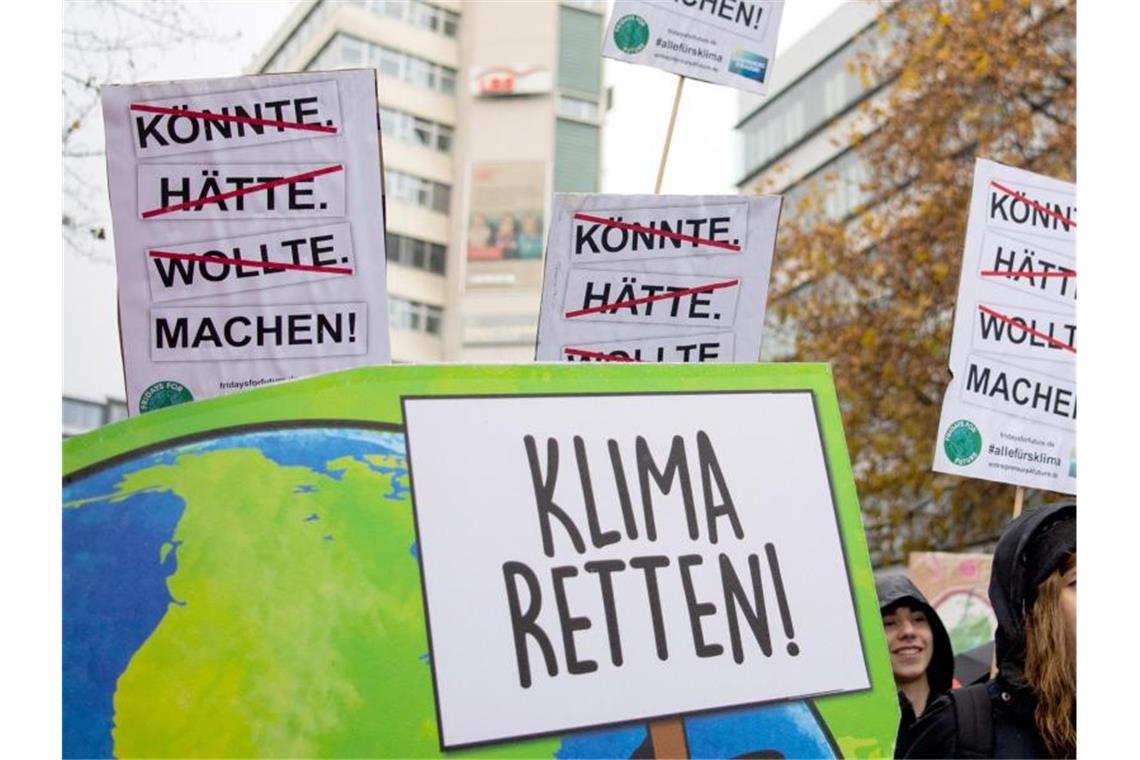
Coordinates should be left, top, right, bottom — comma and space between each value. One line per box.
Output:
613, 14, 649, 54
139, 380, 194, 414
944, 419, 982, 466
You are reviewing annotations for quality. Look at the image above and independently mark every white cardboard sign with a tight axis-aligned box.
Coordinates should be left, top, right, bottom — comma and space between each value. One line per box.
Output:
403, 391, 870, 749
933, 159, 1076, 493
101, 70, 390, 415
535, 194, 781, 363
602, 0, 785, 95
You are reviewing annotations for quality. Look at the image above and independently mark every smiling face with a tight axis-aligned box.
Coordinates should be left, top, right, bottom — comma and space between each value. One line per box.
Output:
883, 604, 934, 685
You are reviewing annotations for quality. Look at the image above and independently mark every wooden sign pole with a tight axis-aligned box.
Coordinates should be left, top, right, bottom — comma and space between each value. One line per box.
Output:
1013, 485, 1025, 518
654, 75, 686, 194
648, 718, 689, 759
649, 72, 690, 760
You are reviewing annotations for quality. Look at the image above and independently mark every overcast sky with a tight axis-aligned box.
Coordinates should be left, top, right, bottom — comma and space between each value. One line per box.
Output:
63, 0, 845, 402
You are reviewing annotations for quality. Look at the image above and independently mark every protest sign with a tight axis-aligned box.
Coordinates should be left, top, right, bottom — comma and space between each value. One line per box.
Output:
908, 552, 996, 656
64, 363, 897, 758
535, 194, 781, 363
602, 0, 785, 95
932, 159, 1076, 493
407, 391, 868, 747
100, 70, 390, 415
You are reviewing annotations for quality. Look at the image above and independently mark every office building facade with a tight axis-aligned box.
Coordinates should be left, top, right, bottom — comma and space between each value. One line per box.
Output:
735, 2, 880, 218
251, 0, 606, 362
733, 1, 884, 362
63, 396, 129, 437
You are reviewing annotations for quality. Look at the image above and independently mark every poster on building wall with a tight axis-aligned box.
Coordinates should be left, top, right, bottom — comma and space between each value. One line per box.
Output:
932, 159, 1075, 494
602, 0, 785, 95
100, 69, 390, 416
63, 362, 898, 758
535, 193, 781, 363
907, 552, 996, 657
466, 162, 547, 291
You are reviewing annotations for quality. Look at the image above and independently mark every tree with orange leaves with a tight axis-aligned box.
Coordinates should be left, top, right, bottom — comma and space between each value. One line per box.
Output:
761, 0, 1075, 564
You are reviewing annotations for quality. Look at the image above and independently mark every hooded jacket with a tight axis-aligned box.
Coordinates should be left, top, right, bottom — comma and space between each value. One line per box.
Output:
903, 501, 1077, 758
876, 573, 956, 695
990, 501, 1076, 693
876, 573, 956, 757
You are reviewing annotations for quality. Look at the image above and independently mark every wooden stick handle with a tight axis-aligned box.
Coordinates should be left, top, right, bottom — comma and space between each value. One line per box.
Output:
645, 71, 696, 760
649, 717, 688, 759
1013, 486, 1025, 518
654, 75, 686, 194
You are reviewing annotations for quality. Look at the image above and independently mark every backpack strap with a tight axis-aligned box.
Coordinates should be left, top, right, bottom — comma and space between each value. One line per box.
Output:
950, 684, 994, 758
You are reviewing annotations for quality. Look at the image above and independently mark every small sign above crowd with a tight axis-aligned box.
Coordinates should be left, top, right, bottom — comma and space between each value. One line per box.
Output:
603, 0, 786, 94
535, 194, 782, 363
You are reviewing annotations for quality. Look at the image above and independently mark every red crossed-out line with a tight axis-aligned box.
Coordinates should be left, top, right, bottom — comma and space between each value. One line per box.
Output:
980, 270, 1077, 278
573, 212, 742, 252
141, 164, 343, 219
565, 278, 740, 319
130, 103, 338, 134
563, 347, 642, 362
149, 250, 353, 276
990, 180, 1076, 229
978, 305, 1075, 354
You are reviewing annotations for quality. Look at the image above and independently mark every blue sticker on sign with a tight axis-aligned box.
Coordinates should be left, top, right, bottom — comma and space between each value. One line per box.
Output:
729, 50, 769, 83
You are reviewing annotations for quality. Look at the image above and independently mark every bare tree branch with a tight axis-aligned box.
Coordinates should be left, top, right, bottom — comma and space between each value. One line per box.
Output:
62, 0, 237, 260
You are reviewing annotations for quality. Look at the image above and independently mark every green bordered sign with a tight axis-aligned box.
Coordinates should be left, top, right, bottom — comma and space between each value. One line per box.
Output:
63, 363, 897, 758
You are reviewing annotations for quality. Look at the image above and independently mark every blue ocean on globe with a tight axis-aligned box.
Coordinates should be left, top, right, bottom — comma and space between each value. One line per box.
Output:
62, 427, 406, 759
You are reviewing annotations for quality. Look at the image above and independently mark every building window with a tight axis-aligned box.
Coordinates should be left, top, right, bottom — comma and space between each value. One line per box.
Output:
106, 400, 128, 424
556, 95, 599, 122
561, 0, 606, 11
263, 1, 459, 74
784, 149, 872, 222
63, 398, 105, 432
379, 107, 453, 153
558, 6, 602, 96
389, 297, 444, 335
737, 25, 883, 181
366, 0, 460, 38
386, 232, 447, 274
63, 397, 127, 435
436, 125, 453, 153
308, 34, 457, 96
385, 170, 451, 213
462, 313, 538, 345
553, 118, 599, 192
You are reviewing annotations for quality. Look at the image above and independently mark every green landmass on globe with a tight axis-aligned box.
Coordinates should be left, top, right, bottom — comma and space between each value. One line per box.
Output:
92, 445, 557, 758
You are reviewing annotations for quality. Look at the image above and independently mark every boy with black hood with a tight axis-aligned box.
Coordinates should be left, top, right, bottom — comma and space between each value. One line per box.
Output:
904, 501, 1077, 758
876, 573, 956, 757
